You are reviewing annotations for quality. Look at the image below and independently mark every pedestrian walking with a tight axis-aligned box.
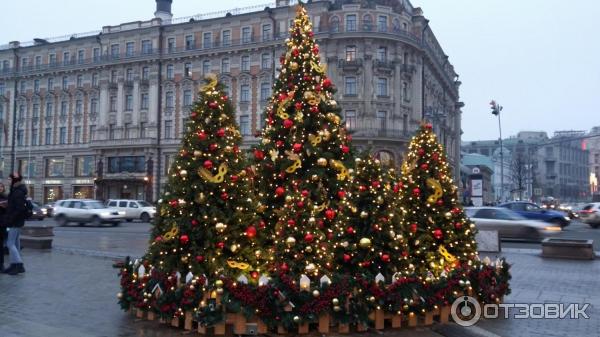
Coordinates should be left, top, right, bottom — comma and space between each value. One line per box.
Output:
0, 183, 7, 272
3, 173, 28, 275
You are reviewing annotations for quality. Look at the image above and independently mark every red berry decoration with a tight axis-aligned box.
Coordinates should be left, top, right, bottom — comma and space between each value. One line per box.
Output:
203, 160, 213, 169
293, 143, 302, 153
254, 149, 265, 161
433, 229, 443, 240
283, 119, 294, 129
216, 128, 225, 137
245, 226, 257, 239
304, 233, 314, 243
413, 188, 421, 196
381, 254, 391, 263
325, 208, 336, 220
179, 235, 189, 245
195, 255, 204, 263
341, 145, 350, 153
343, 254, 351, 263
410, 223, 418, 233
275, 186, 285, 197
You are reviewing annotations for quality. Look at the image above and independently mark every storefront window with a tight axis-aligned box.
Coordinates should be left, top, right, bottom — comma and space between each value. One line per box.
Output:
17, 158, 36, 178
44, 186, 63, 203
73, 186, 94, 199
74, 156, 95, 177
45, 158, 65, 177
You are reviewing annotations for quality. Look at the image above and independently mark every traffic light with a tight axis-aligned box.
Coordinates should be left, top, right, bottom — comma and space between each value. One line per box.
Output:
490, 100, 502, 116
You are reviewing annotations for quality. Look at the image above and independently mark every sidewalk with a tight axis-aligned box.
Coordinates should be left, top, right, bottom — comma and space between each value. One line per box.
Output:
0, 249, 598, 337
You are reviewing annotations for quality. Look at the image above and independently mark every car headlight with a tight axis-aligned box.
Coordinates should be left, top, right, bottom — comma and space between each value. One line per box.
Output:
544, 226, 561, 231
564, 216, 570, 221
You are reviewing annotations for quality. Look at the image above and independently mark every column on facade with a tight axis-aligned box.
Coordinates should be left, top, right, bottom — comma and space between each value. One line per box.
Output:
132, 80, 140, 126
116, 81, 124, 128
394, 59, 402, 132
148, 80, 158, 133
363, 55, 373, 120
413, 59, 424, 122
99, 82, 110, 136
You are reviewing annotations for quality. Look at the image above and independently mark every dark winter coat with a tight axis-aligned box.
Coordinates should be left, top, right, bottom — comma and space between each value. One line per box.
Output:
0, 191, 7, 227
6, 182, 28, 228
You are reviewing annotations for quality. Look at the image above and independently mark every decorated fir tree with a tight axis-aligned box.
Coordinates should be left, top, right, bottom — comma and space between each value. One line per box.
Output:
398, 123, 478, 279
253, 5, 354, 277
333, 153, 411, 280
146, 75, 268, 281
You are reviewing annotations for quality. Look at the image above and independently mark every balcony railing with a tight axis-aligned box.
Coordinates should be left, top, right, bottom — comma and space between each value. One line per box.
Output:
349, 127, 409, 140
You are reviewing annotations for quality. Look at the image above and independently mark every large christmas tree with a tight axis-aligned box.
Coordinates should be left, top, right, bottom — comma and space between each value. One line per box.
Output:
398, 123, 478, 279
253, 5, 354, 277
145, 75, 267, 282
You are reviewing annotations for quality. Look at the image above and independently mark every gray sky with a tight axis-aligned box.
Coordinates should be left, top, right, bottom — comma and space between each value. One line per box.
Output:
2, 0, 599, 141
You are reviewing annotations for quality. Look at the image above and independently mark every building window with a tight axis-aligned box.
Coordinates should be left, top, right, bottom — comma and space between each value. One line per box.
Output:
377, 110, 387, 130
89, 125, 96, 141
63, 52, 70, 65
78, 50, 85, 64
377, 15, 387, 32
60, 101, 67, 117
93, 48, 100, 62
32, 104, 40, 118
377, 47, 387, 62
166, 91, 174, 108
108, 156, 145, 173
345, 110, 356, 130
186, 35, 195, 50
90, 98, 98, 114
74, 156, 94, 177
62, 76, 69, 90
221, 58, 230, 73
45, 127, 53, 145
168, 37, 175, 52
345, 76, 357, 96
91, 73, 98, 87
74, 126, 81, 144
110, 44, 120, 58
45, 158, 65, 177
59, 127, 66, 144
125, 95, 133, 111
363, 14, 373, 31
184, 62, 192, 77
166, 64, 174, 79
109, 124, 115, 140
141, 93, 149, 110
17, 130, 24, 146
240, 84, 250, 102
142, 39, 152, 54
139, 122, 146, 138
19, 80, 26, 93
111, 70, 118, 83
75, 99, 82, 114
202, 32, 212, 49
345, 45, 356, 61
242, 27, 252, 44
402, 82, 410, 101
377, 77, 388, 96
31, 128, 38, 146
403, 22, 408, 30
260, 82, 271, 101
18, 159, 36, 178
126, 68, 133, 82
164, 120, 173, 139
76, 75, 83, 88
45, 101, 53, 117
49, 54, 57, 65
202, 60, 211, 74
123, 123, 131, 139
346, 14, 357, 32
110, 96, 117, 112
241, 55, 250, 72
34, 79, 40, 93
403, 114, 408, 135
183, 90, 192, 106
35, 55, 42, 68
330, 16, 340, 32
261, 53, 271, 69
222, 30, 231, 46
404, 52, 409, 64
142, 66, 149, 80
239, 115, 250, 135
262, 24, 271, 41
18, 104, 25, 120
222, 81, 230, 96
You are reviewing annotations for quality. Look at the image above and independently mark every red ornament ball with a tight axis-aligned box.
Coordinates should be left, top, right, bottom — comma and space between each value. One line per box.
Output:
198, 131, 207, 140
276, 140, 284, 147
216, 242, 225, 249
208, 101, 219, 109
250, 271, 259, 279
421, 163, 429, 170
343, 254, 352, 263
454, 222, 463, 230
341, 145, 350, 153
287, 219, 296, 227
310, 106, 319, 113
371, 181, 381, 188
195, 255, 204, 263
410, 223, 418, 233
296, 201, 305, 208
216, 128, 225, 137
304, 233, 314, 243
381, 254, 391, 263
191, 219, 199, 227
278, 93, 288, 101
295, 102, 303, 110
337, 190, 346, 199
230, 175, 238, 182
323, 78, 332, 88
433, 229, 443, 240
432, 153, 439, 161
413, 188, 421, 196
258, 220, 266, 229
436, 199, 444, 206
325, 208, 336, 220
154, 236, 162, 243
283, 119, 294, 129
346, 227, 355, 235
424, 123, 433, 129
245, 226, 257, 239
254, 149, 265, 161
293, 143, 302, 153
179, 235, 189, 245
281, 263, 289, 272
203, 160, 213, 169
169, 199, 178, 207
417, 148, 425, 156
275, 186, 285, 197
209, 143, 218, 151
359, 185, 367, 192
301, 189, 309, 197
220, 192, 229, 200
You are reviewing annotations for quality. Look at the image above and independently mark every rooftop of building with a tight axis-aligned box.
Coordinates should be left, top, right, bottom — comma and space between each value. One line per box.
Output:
461, 152, 495, 172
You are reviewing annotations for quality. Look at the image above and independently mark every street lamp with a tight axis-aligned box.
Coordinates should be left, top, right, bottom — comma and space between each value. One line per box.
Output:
490, 100, 504, 202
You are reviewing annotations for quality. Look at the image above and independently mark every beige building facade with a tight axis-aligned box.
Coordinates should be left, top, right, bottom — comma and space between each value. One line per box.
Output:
0, 0, 461, 203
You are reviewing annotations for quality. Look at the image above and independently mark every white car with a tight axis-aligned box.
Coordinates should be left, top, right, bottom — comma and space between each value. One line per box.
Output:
578, 203, 600, 228
106, 199, 156, 222
53, 199, 125, 226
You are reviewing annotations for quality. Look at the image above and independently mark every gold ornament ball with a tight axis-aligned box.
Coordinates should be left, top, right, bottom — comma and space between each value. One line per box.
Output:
181, 256, 188, 263
329, 100, 338, 108
231, 244, 238, 253
359, 238, 372, 249
308, 217, 316, 225
305, 246, 313, 253
311, 174, 319, 181
293, 316, 301, 323
445, 212, 453, 219
193, 150, 202, 157
376, 196, 384, 204
286, 237, 296, 247
285, 195, 293, 203
215, 280, 224, 287
333, 305, 342, 312
216, 222, 226, 232
368, 296, 376, 303
389, 231, 396, 238
305, 263, 316, 272
332, 298, 340, 306
216, 287, 224, 295
290, 62, 299, 71
360, 211, 368, 219
317, 157, 328, 167
312, 290, 320, 297
180, 169, 188, 177
255, 250, 262, 257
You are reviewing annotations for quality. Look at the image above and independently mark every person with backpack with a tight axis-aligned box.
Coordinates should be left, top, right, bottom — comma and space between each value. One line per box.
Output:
0, 183, 8, 272
3, 173, 28, 275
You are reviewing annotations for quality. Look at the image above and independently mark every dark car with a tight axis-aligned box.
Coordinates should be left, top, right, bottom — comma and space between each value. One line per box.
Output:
499, 201, 571, 228
42, 202, 55, 217
29, 201, 46, 221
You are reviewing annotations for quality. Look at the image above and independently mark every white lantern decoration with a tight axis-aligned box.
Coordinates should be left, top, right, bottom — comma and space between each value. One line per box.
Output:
299, 274, 311, 291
